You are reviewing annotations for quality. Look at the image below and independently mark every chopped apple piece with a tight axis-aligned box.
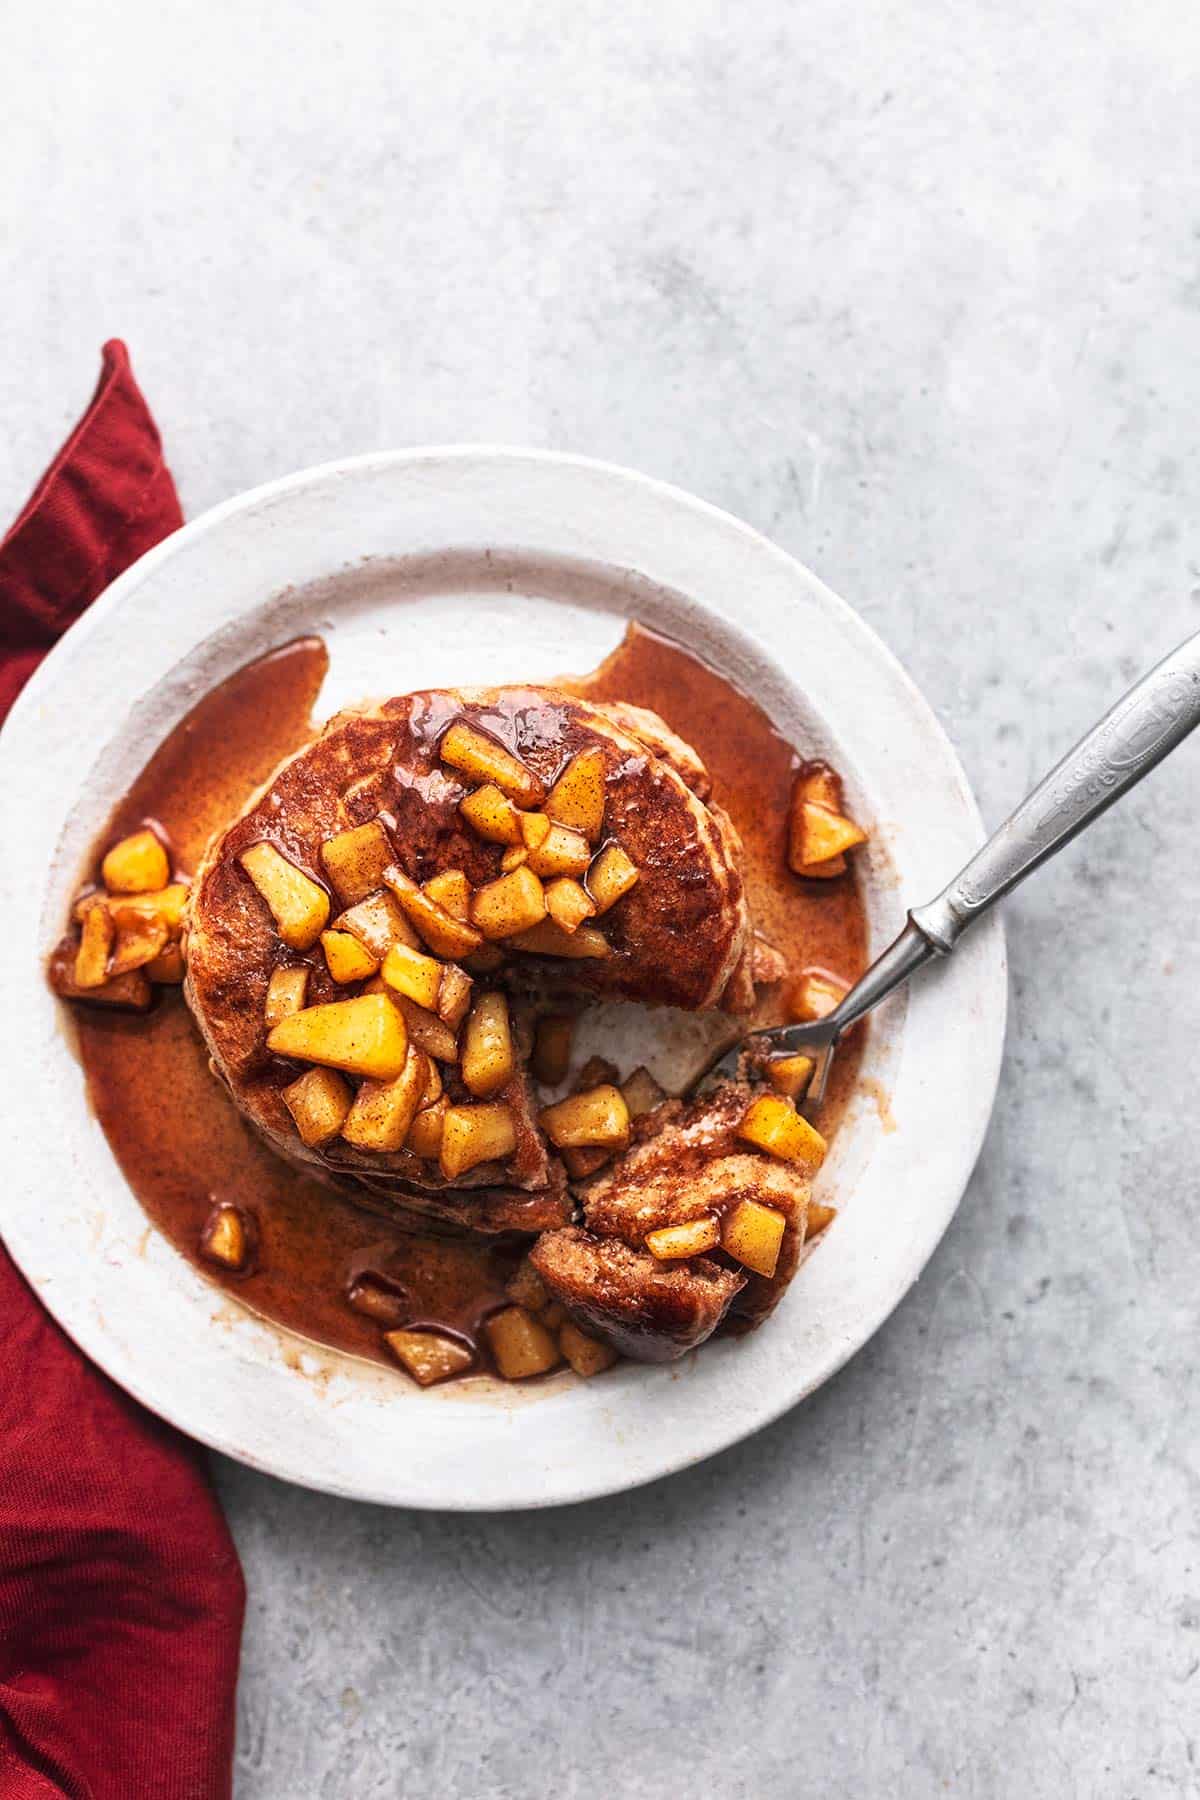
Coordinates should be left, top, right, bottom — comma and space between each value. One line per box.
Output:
558, 1320, 618, 1377
796, 763, 842, 812
419, 1057, 443, 1108
239, 842, 330, 950
458, 783, 523, 845
461, 992, 515, 1098
543, 877, 597, 935
737, 1094, 828, 1172
561, 1146, 612, 1179
544, 747, 606, 842
385, 1328, 475, 1386
807, 1202, 837, 1236
423, 868, 471, 920
518, 810, 552, 852
526, 824, 591, 881
470, 865, 547, 940
346, 1275, 410, 1327
380, 941, 444, 1011
440, 721, 544, 805
621, 1065, 667, 1119
436, 963, 473, 1029
406, 1097, 447, 1159
722, 1197, 787, 1278
485, 1306, 561, 1380
390, 994, 460, 1062
267, 992, 408, 1080
77, 883, 189, 938
51, 954, 152, 1011
102, 828, 170, 895
531, 1013, 574, 1086
108, 907, 169, 976
464, 943, 506, 975
199, 1202, 252, 1272
765, 1053, 815, 1101
383, 866, 483, 958
789, 969, 847, 1022
508, 919, 610, 960
540, 1084, 630, 1151
74, 901, 114, 988
282, 1066, 354, 1146
320, 820, 393, 904
586, 843, 639, 913
265, 966, 308, 1027
145, 941, 186, 984
505, 1257, 549, 1312
646, 1216, 721, 1260
322, 929, 379, 985
500, 846, 528, 872
439, 1103, 517, 1178
342, 1047, 430, 1151
788, 796, 867, 878
336, 889, 419, 959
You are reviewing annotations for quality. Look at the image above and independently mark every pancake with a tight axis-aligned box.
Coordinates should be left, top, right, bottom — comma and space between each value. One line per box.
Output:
184, 686, 757, 1223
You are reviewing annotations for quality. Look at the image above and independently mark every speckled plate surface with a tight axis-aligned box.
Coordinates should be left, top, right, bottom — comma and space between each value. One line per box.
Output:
0, 450, 1005, 1510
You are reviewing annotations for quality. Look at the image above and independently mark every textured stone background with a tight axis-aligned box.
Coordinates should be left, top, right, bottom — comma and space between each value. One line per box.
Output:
6, 2, 1200, 1794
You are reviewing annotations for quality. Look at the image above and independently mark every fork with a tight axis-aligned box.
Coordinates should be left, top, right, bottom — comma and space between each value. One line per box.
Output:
694, 625, 1200, 1111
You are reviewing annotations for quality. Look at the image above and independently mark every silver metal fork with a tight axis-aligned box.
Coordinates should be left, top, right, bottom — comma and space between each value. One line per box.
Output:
695, 625, 1200, 1110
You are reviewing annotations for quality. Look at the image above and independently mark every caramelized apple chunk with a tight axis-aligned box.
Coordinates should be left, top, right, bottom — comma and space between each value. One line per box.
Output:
101, 828, 170, 895
382, 866, 483, 959
423, 868, 471, 921
558, 1319, 618, 1377
461, 992, 516, 1098
721, 1197, 786, 1278
74, 901, 114, 989
341, 1047, 430, 1152
787, 765, 866, 878
543, 877, 596, 935
346, 1274, 410, 1327
621, 1066, 667, 1119
406, 1097, 447, 1159
388, 993, 460, 1062
336, 890, 420, 959
540, 1084, 630, 1152
807, 1202, 837, 1237
458, 783, 523, 845
646, 1216, 720, 1260
385, 1328, 475, 1386
737, 1094, 827, 1172
281, 1066, 354, 1146
440, 721, 545, 806
439, 1103, 517, 1178
470, 865, 547, 940
544, 746, 606, 841
321, 929, 379, 984
436, 963, 473, 1029
789, 969, 847, 1022
239, 842, 330, 950
199, 1203, 252, 1272
107, 907, 169, 976
264, 966, 308, 1027
380, 941, 444, 1012
508, 918, 609, 960
765, 1053, 815, 1101
517, 811, 552, 852
586, 844, 639, 913
320, 820, 393, 904
51, 955, 152, 1011
525, 823, 592, 881
267, 992, 408, 1080
485, 1306, 561, 1380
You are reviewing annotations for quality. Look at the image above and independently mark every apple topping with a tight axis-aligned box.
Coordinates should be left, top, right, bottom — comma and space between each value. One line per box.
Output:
319, 820, 393, 904
381, 941, 444, 1012
436, 963, 473, 1029
518, 810, 552, 852
74, 901, 115, 989
544, 877, 596, 935
341, 1046, 430, 1152
239, 842, 330, 950
336, 890, 420, 959
51, 957, 152, 1011
406, 1096, 447, 1159
346, 1274, 410, 1327
199, 1202, 253, 1272
458, 783, 523, 845
807, 1202, 837, 1237
422, 868, 471, 921
267, 992, 408, 1081
461, 992, 516, 1098
765, 1053, 815, 1101
485, 1306, 561, 1380
544, 747, 606, 841
646, 1216, 720, 1260
558, 1320, 618, 1377
530, 1013, 574, 1086
101, 828, 170, 895
789, 969, 847, 1022
539, 1084, 630, 1152
620, 1065, 667, 1119
787, 764, 866, 878
264, 966, 308, 1028
382, 866, 483, 959
586, 843, 639, 914
439, 1103, 517, 1178
321, 929, 379, 985
507, 918, 610, 960
736, 1094, 827, 1171
721, 1197, 786, 1278
386, 992, 460, 1062
500, 846, 528, 871
440, 721, 545, 806
281, 1066, 354, 1146
77, 883, 189, 936
470, 865, 547, 940
526, 823, 592, 880
385, 1328, 475, 1386
107, 905, 169, 976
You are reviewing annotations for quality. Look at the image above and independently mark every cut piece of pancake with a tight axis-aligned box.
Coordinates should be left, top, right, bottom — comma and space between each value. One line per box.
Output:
184, 686, 760, 1226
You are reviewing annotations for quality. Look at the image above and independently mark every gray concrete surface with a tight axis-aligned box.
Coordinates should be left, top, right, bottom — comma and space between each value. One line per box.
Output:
7, 1, 1200, 1793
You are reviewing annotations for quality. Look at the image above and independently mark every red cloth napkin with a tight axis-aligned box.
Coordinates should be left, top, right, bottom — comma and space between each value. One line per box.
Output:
0, 342, 245, 1799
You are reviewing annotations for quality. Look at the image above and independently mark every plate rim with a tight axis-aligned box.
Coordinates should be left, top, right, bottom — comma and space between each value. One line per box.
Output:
0, 446, 1006, 1509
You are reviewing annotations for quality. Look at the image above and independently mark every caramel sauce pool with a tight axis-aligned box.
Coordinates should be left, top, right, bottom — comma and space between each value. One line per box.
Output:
73, 626, 868, 1368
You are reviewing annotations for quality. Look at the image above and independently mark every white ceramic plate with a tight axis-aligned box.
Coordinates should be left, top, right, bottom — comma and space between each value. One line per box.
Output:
0, 450, 1005, 1510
